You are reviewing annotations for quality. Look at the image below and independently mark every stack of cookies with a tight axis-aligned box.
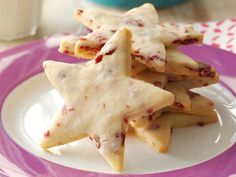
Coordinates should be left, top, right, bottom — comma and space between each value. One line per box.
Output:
40, 3, 219, 172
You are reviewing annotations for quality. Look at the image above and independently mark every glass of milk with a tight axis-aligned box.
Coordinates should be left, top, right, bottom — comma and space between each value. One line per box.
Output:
0, 0, 43, 41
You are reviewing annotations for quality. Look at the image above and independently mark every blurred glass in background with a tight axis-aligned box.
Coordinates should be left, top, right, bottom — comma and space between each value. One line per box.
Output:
0, 0, 43, 41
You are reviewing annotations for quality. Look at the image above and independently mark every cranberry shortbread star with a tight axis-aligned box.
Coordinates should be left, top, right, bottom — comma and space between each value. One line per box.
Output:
41, 28, 174, 171
61, 3, 202, 72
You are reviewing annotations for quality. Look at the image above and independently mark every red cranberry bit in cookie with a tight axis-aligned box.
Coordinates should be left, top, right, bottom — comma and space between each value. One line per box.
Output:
132, 50, 145, 60
197, 122, 205, 127
148, 123, 160, 130
123, 116, 129, 124
173, 101, 184, 109
173, 38, 199, 45
147, 108, 154, 114
116, 132, 125, 146
105, 48, 117, 55
148, 114, 153, 121
79, 45, 104, 55
95, 55, 103, 64
93, 136, 101, 149
198, 62, 215, 77
125, 19, 144, 27
44, 131, 50, 138
148, 55, 163, 62
77, 9, 83, 15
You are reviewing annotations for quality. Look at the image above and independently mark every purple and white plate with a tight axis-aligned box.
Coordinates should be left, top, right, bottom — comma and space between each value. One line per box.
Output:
0, 36, 236, 177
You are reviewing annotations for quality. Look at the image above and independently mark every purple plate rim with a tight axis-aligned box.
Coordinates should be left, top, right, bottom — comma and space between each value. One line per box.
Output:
0, 37, 236, 177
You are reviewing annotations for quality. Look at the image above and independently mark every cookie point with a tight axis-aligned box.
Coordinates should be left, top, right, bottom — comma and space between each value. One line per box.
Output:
42, 61, 51, 70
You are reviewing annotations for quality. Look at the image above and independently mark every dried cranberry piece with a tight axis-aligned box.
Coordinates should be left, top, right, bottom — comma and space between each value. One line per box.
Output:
79, 45, 104, 55
44, 131, 50, 138
95, 55, 103, 64
173, 101, 184, 109
77, 9, 84, 15
197, 122, 205, 127
148, 114, 153, 121
173, 38, 199, 45
198, 62, 215, 77
125, 19, 144, 27
123, 116, 129, 124
105, 48, 116, 55
147, 109, 154, 114
116, 132, 126, 146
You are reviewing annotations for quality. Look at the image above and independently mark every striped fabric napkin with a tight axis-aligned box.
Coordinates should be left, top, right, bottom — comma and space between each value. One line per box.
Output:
194, 17, 236, 53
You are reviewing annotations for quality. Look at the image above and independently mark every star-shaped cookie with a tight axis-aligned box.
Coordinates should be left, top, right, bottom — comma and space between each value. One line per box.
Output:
59, 3, 203, 72
41, 28, 174, 171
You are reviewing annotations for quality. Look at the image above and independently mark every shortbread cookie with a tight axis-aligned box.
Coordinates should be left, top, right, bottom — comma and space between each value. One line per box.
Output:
129, 110, 163, 128
133, 70, 167, 88
165, 83, 191, 111
168, 74, 219, 89
58, 35, 80, 56
167, 62, 219, 89
133, 110, 217, 153
187, 91, 215, 115
166, 91, 216, 116
41, 28, 174, 171
157, 23, 203, 47
70, 3, 202, 72
164, 49, 199, 76
130, 59, 148, 75
59, 35, 201, 76
167, 112, 218, 128
74, 4, 165, 72
133, 114, 171, 153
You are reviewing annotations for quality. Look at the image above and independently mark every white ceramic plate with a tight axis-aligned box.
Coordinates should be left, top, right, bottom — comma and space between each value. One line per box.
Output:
2, 73, 236, 174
